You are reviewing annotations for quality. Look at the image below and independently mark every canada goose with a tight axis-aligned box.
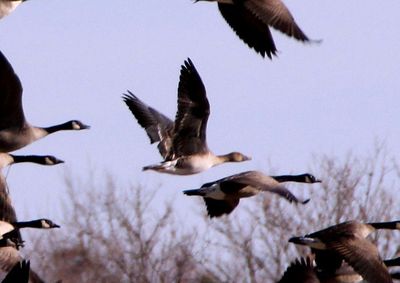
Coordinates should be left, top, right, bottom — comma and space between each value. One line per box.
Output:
289, 220, 400, 283
0, 0, 27, 19
123, 58, 250, 175
194, 0, 318, 59
183, 171, 318, 217
0, 153, 62, 235
0, 219, 59, 246
0, 50, 90, 153
2, 260, 29, 283
0, 153, 64, 169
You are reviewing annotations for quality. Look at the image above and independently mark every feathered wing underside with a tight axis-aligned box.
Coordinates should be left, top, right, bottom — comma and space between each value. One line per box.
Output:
278, 256, 319, 283
171, 58, 209, 159
328, 237, 393, 283
218, 3, 277, 58
123, 92, 174, 158
203, 197, 239, 218
243, 0, 310, 41
0, 50, 25, 130
217, 171, 306, 203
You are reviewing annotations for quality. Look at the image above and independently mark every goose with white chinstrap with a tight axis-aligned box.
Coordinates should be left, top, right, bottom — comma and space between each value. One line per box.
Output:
183, 171, 320, 217
0, 50, 90, 153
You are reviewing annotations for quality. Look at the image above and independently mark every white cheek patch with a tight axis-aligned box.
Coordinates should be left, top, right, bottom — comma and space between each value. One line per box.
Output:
44, 157, 53, 165
207, 185, 226, 200
72, 123, 81, 130
41, 220, 51, 228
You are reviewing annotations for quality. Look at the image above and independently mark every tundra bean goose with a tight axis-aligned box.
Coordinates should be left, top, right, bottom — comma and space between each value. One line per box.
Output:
123, 58, 250, 175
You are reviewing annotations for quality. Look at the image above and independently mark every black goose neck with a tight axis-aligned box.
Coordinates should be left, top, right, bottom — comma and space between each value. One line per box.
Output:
10, 155, 46, 165
272, 174, 304, 183
12, 220, 41, 229
43, 121, 72, 134
368, 221, 400, 230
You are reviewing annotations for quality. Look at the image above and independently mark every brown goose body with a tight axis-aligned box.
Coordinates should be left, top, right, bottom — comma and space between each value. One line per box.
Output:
123, 58, 250, 175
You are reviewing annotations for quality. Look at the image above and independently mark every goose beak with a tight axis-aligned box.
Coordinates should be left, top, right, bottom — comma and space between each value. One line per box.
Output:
54, 158, 65, 165
81, 123, 91, 130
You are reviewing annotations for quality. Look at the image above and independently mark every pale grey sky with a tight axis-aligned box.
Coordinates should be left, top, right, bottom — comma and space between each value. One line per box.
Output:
0, 0, 399, 223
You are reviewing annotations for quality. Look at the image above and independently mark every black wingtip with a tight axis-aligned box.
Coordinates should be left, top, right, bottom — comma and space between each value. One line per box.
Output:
302, 198, 311, 205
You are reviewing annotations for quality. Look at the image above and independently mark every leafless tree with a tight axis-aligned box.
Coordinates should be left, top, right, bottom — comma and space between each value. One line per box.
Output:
202, 145, 400, 282
26, 146, 399, 283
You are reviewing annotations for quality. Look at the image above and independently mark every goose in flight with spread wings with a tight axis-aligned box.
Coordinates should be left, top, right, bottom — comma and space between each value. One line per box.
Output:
0, 50, 90, 153
0, 153, 61, 282
194, 0, 319, 59
183, 171, 320, 217
123, 58, 250, 175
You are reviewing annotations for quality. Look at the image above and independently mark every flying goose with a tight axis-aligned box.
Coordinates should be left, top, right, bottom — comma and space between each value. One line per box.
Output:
289, 220, 400, 283
194, 0, 318, 59
0, 219, 59, 240
0, 153, 64, 169
2, 260, 30, 283
123, 58, 250, 175
0, 153, 63, 234
0, 50, 90, 153
183, 171, 320, 217
0, 0, 27, 19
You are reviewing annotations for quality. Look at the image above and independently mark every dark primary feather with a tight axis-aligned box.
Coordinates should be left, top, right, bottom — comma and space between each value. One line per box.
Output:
122, 91, 174, 158
244, 0, 310, 42
278, 256, 319, 283
171, 58, 209, 158
0, 50, 25, 130
2, 260, 30, 283
204, 198, 239, 218
218, 3, 277, 58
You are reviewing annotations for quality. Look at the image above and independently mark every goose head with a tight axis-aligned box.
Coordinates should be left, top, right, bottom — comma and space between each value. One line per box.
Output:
300, 174, 322, 184
39, 219, 60, 229
70, 120, 90, 130
43, 156, 64, 165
